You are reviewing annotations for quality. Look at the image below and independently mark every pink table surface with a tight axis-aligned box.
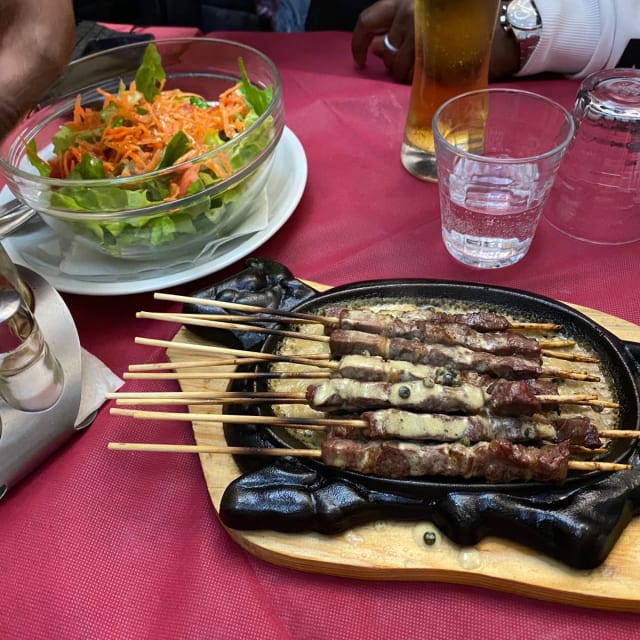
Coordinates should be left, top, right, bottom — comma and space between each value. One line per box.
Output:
2, 30, 640, 639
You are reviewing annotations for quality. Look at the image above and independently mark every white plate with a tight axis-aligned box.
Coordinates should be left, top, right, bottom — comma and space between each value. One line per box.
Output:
3, 127, 306, 296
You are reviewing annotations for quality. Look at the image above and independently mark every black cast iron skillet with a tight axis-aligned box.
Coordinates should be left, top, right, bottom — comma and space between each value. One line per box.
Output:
213, 273, 640, 567
249, 278, 640, 496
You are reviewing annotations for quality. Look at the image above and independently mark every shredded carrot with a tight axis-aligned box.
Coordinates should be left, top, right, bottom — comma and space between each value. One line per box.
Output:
52, 76, 253, 197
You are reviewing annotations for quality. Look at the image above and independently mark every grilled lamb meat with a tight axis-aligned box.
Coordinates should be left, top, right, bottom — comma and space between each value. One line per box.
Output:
320, 437, 571, 483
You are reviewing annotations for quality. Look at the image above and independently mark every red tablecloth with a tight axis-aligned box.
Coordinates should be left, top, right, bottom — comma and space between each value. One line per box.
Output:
2, 30, 640, 639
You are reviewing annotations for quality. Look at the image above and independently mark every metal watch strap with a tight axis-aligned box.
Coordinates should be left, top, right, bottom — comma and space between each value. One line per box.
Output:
500, 0, 542, 70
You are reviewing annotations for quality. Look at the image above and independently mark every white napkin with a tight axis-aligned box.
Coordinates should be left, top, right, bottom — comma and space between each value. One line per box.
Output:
75, 348, 123, 428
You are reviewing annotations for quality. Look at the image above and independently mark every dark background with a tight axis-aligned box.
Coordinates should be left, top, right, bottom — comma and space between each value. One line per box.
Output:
72, 0, 375, 31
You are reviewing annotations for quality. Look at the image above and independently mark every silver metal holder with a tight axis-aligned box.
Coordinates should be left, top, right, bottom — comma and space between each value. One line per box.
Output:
0, 266, 82, 496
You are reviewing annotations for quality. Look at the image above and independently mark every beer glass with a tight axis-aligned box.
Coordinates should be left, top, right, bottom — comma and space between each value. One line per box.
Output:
401, 0, 501, 182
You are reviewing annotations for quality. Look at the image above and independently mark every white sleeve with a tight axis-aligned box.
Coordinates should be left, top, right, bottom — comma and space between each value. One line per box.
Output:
516, 0, 640, 78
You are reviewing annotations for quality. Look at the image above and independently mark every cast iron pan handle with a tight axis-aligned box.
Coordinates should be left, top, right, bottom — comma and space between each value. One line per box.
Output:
219, 458, 640, 570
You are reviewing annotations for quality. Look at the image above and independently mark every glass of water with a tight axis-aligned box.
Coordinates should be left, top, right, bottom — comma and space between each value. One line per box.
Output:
433, 88, 574, 268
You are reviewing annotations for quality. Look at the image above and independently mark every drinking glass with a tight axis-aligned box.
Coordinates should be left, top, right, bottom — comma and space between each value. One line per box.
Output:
544, 68, 640, 244
433, 88, 574, 269
400, 0, 501, 182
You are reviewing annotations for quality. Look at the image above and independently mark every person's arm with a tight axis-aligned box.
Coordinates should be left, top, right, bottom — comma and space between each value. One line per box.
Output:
516, 0, 640, 77
352, 0, 640, 84
0, 0, 75, 140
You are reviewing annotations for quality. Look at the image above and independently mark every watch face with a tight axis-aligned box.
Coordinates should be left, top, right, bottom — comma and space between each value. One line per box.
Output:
506, 0, 540, 31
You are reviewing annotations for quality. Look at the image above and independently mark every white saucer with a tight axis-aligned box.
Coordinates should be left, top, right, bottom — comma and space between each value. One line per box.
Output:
3, 127, 307, 296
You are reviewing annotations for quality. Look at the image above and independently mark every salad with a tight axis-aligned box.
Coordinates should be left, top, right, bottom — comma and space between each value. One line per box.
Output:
25, 43, 275, 256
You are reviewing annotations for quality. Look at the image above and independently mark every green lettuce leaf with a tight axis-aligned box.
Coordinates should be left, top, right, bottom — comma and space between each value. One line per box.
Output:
158, 131, 191, 169
134, 43, 165, 101
25, 140, 51, 177
238, 57, 273, 116
68, 153, 106, 179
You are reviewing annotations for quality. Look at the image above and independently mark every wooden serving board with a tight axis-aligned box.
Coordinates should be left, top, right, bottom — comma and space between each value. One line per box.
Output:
166, 295, 640, 612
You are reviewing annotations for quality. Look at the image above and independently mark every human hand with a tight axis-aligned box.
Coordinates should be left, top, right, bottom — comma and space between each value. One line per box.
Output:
0, 0, 75, 141
352, 0, 522, 85
351, 0, 415, 84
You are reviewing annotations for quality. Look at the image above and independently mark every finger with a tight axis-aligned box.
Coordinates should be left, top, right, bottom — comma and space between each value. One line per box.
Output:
352, 0, 397, 68
371, 34, 387, 59
373, 32, 412, 84
387, 35, 415, 84
380, 29, 404, 67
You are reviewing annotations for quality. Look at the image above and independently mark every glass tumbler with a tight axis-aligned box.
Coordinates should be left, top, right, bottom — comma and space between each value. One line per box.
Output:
433, 88, 574, 269
544, 68, 640, 244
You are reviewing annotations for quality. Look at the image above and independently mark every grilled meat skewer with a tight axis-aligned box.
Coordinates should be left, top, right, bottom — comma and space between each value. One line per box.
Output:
329, 355, 561, 394
153, 293, 562, 333
322, 306, 555, 334
323, 309, 542, 357
139, 312, 578, 358
321, 437, 571, 483
330, 411, 602, 448
330, 330, 544, 379
303, 378, 599, 417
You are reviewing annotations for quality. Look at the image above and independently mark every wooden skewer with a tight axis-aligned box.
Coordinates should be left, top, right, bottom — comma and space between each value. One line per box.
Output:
110, 407, 362, 428
542, 368, 600, 382
123, 370, 328, 381
535, 395, 618, 408
600, 430, 640, 438
107, 391, 252, 399
108, 442, 324, 456
171, 312, 571, 344
540, 349, 599, 363
153, 294, 334, 324
570, 446, 608, 455
128, 357, 266, 372
109, 389, 617, 409
135, 337, 332, 366
509, 322, 561, 331
137, 311, 314, 343
115, 398, 272, 406
110, 408, 633, 443
567, 460, 633, 472
138, 310, 579, 353
136, 337, 600, 382
152, 293, 563, 332
106, 441, 632, 472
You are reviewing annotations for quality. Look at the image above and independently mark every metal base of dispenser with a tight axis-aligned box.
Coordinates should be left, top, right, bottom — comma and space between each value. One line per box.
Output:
0, 266, 83, 496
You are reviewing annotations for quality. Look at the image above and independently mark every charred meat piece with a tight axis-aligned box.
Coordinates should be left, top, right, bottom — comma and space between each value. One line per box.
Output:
325, 308, 540, 357
552, 416, 602, 448
325, 306, 513, 333
306, 378, 551, 416
306, 378, 486, 414
358, 409, 602, 448
329, 330, 542, 379
361, 409, 558, 443
486, 380, 541, 416
333, 356, 560, 396
320, 437, 571, 483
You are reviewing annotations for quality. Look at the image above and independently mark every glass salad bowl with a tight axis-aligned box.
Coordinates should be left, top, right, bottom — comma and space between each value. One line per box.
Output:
0, 37, 284, 261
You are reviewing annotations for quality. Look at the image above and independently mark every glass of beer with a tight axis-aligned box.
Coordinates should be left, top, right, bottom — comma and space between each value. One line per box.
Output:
401, 0, 501, 182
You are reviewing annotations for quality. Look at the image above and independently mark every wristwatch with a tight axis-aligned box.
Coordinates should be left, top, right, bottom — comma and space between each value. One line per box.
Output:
499, 0, 542, 71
